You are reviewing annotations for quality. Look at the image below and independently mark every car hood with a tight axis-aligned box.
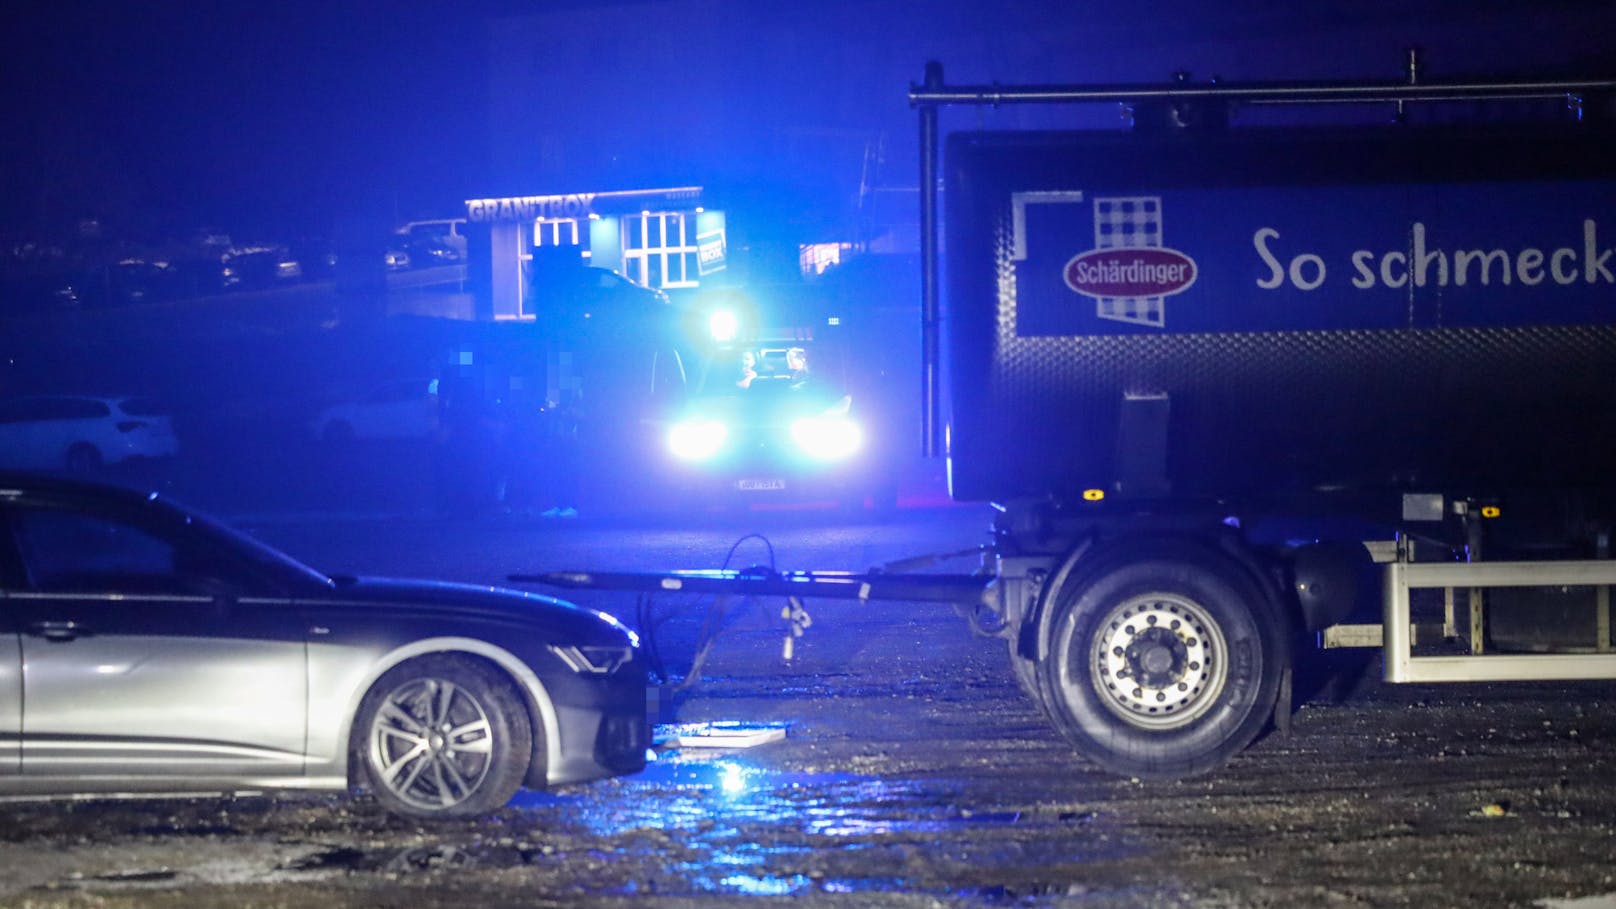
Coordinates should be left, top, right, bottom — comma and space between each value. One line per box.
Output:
686, 384, 850, 426
318, 575, 633, 642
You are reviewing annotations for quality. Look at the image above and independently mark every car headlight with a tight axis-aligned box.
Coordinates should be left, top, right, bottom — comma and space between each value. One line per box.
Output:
668, 418, 728, 461
708, 309, 739, 342
789, 415, 862, 461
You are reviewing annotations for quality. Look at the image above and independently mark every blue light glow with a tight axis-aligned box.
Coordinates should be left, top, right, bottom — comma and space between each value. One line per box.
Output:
719, 874, 811, 896
708, 309, 739, 342
668, 418, 729, 461
718, 760, 749, 795
789, 416, 862, 461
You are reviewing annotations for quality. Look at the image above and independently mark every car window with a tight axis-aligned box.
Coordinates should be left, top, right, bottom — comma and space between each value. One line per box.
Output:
8, 506, 255, 597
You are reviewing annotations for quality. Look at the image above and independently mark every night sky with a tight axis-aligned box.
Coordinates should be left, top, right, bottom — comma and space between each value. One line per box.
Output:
3, 1, 1611, 246
1, 0, 511, 241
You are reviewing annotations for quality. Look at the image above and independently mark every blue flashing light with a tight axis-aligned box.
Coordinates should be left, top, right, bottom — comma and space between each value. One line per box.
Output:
668, 418, 729, 461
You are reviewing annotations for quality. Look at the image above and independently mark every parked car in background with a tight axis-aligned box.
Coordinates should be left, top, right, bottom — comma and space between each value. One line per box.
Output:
398, 219, 468, 259
527, 264, 671, 324
288, 236, 339, 281
100, 257, 178, 306
308, 377, 440, 444
0, 270, 79, 312
0, 394, 179, 473
400, 234, 462, 267
220, 244, 302, 289
0, 471, 650, 818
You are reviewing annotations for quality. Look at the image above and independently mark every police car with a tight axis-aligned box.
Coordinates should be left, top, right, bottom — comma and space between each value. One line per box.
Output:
663, 328, 898, 512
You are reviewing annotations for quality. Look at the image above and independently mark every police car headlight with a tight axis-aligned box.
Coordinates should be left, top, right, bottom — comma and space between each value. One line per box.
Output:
668, 418, 728, 461
789, 416, 862, 461
708, 309, 739, 342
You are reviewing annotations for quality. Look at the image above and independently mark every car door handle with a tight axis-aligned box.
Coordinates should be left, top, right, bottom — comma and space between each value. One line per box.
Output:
27, 621, 87, 642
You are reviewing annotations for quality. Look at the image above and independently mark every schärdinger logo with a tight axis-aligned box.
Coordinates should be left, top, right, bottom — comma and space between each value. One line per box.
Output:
1064, 196, 1197, 327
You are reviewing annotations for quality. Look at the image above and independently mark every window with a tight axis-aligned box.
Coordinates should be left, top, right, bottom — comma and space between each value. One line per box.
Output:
8, 505, 255, 597
622, 211, 699, 290
534, 218, 581, 247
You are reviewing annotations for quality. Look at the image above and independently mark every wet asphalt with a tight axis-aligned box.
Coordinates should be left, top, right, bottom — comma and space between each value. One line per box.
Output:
5, 497, 1616, 907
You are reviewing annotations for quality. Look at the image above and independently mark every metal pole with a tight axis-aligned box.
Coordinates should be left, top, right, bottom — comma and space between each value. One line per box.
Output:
918, 61, 943, 458
908, 77, 1616, 109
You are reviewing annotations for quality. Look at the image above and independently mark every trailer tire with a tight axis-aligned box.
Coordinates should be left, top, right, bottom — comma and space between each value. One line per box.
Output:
1009, 641, 1050, 716
1037, 546, 1285, 779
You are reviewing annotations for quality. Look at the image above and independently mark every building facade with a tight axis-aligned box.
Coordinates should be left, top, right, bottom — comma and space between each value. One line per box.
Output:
463, 187, 727, 319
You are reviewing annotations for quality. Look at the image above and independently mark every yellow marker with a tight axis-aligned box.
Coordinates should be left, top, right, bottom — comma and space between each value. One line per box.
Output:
1083, 489, 1105, 502
1481, 505, 1501, 519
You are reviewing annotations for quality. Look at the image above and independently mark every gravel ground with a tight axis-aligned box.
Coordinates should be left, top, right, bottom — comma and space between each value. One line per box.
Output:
4, 584, 1615, 908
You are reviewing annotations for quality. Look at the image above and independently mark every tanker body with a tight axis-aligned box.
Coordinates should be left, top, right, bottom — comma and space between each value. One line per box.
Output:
914, 63, 1616, 778
944, 126, 1616, 506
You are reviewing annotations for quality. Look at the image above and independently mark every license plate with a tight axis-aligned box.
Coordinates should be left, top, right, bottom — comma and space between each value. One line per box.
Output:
735, 478, 787, 491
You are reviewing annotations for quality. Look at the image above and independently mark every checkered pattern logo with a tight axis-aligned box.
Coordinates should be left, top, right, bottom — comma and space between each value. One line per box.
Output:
1093, 197, 1166, 327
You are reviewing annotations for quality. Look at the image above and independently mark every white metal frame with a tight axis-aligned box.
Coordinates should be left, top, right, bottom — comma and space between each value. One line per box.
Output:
534, 218, 581, 247
622, 211, 699, 290
1383, 560, 1616, 683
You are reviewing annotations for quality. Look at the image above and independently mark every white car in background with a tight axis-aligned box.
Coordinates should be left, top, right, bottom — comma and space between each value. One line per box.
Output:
0, 394, 180, 472
308, 377, 440, 444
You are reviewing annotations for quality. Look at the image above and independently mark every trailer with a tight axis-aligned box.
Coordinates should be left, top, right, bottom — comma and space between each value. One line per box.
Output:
527, 56, 1616, 779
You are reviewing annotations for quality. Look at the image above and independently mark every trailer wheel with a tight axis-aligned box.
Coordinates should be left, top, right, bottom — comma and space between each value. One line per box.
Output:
1009, 642, 1044, 705
1037, 547, 1285, 779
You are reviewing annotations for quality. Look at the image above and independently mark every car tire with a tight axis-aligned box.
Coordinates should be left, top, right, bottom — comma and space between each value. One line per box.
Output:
65, 443, 103, 474
355, 655, 534, 819
1035, 543, 1287, 780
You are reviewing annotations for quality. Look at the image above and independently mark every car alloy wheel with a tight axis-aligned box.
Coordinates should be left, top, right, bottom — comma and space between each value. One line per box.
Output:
358, 656, 532, 818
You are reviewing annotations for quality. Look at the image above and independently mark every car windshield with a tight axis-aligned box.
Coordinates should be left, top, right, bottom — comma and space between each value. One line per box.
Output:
696, 342, 845, 398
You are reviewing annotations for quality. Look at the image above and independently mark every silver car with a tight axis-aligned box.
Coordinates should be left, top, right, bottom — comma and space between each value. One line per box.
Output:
0, 472, 649, 818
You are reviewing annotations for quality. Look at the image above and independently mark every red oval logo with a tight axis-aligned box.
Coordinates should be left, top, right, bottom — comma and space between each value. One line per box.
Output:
1064, 247, 1198, 299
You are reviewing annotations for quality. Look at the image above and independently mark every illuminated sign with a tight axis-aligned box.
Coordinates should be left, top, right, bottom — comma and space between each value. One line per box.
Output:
697, 228, 727, 275
465, 187, 704, 223
467, 194, 598, 223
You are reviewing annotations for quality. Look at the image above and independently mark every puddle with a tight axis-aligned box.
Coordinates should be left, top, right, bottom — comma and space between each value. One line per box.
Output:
505, 744, 1119, 897
517, 749, 1090, 838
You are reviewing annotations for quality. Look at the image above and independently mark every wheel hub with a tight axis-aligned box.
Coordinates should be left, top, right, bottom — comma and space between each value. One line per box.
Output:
370, 679, 493, 811
1091, 594, 1228, 729
1127, 626, 1188, 687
